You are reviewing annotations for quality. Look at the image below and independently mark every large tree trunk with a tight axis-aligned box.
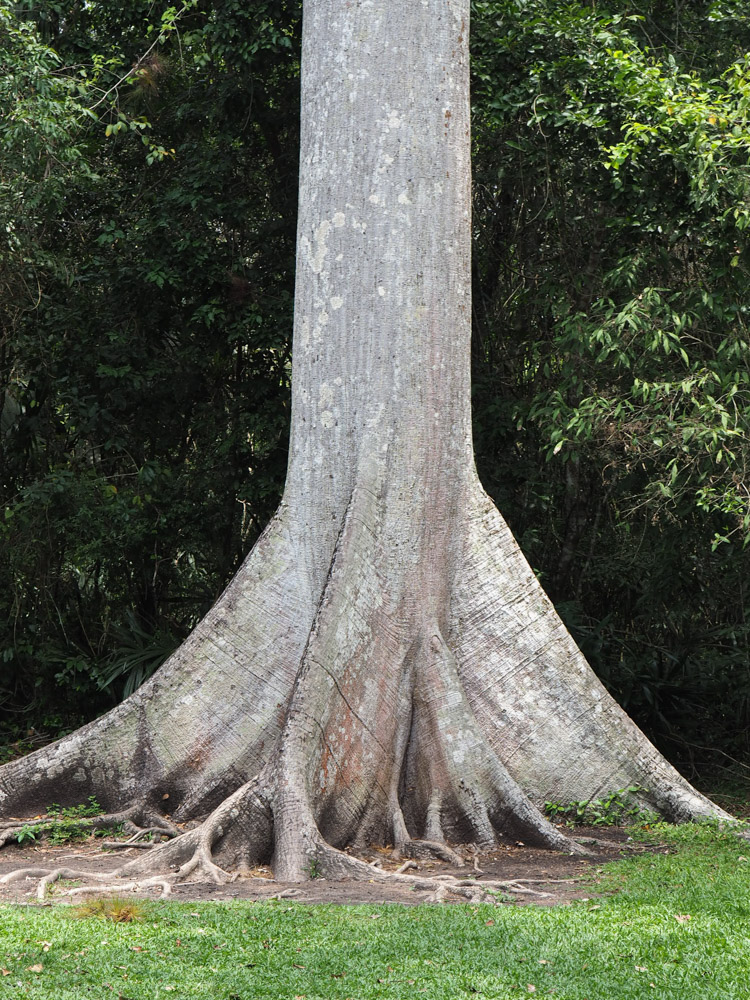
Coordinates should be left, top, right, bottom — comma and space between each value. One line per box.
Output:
0, 0, 728, 882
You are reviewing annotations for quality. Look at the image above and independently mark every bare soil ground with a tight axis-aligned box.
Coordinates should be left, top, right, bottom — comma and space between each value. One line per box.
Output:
0, 827, 662, 907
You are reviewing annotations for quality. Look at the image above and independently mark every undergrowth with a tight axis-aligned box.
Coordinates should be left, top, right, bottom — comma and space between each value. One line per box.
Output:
15, 797, 102, 846
543, 785, 658, 827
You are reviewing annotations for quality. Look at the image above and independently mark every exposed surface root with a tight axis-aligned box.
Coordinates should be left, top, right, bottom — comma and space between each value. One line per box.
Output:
394, 859, 417, 874
172, 845, 236, 886
398, 838, 464, 866
322, 842, 559, 902
0, 790, 262, 899
0, 728, 589, 900
0, 865, 174, 900
421, 878, 552, 904
271, 835, 555, 904
66, 877, 175, 898
101, 778, 274, 888
0, 818, 581, 905
100, 828, 170, 850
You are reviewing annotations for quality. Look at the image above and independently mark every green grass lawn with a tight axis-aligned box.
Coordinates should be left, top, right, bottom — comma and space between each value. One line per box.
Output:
1, 822, 749, 999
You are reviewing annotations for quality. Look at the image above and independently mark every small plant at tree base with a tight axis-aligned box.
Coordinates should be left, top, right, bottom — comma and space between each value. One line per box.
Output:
16, 796, 103, 846
544, 786, 657, 827
16, 824, 40, 844
306, 858, 322, 880
47, 796, 103, 844
94, 821, 127, 839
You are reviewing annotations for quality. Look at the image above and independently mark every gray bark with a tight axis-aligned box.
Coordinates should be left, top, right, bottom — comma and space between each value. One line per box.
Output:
0, 0, 729, 881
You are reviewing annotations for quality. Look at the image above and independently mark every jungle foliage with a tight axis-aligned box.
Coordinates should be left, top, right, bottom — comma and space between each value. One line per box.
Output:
2, 0, 750, 779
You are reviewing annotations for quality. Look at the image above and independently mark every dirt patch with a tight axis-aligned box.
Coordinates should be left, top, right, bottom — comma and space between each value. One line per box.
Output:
0, 827, 662, 907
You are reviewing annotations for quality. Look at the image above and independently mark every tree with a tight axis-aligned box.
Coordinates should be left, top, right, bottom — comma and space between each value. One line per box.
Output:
0, 0, 728, 889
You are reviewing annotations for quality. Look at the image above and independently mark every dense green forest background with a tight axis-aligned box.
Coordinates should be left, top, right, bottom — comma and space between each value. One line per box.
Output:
2, 0, 750, 789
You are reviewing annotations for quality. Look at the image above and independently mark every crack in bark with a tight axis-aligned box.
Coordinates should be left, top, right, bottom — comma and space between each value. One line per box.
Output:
306, 656, 389, 752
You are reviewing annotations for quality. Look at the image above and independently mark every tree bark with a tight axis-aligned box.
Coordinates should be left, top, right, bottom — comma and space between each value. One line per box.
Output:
0, 0, 729, 883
